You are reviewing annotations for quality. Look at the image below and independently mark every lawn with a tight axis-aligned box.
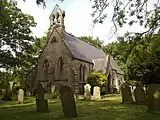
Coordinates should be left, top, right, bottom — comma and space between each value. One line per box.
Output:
0, 94, 160, 120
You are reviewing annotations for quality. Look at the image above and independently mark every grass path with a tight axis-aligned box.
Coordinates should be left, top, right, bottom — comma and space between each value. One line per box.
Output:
0, 94, 160, 120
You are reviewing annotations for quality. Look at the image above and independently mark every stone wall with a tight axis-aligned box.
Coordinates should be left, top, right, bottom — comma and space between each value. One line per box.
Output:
35, 27, 73, 87
28, 27, 93, 94
69, 59, 93, 94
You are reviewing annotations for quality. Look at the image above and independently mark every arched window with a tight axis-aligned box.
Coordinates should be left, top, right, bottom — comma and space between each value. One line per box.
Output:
79, 64, 83, 82
43, 59, 49, 81
83, 65, 86, 82
58, 57, 63, 76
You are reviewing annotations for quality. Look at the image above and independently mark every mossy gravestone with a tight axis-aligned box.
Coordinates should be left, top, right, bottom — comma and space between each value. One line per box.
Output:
148, 84, 160, 114
134, 85, 146, 104
60, 85, 78, 117
17, 89, 24, 104
120, 82, 133, 104
92, 86, 101, 100
35, 83, 49, 113
84, 84, 91, 100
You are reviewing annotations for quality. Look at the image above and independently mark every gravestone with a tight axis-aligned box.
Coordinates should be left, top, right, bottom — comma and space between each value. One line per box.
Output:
120, 82, 133, 104
84, 84, 91, 100
134, 85, 146, 104
131, 86, 136, 102
27, 91, 31, 96
51, 84, 56, 93
92, 86, 101, 100
35, 82, 49, 113
9, 81, 14, 92
148, 84, 160, 114
17, 89, 24, 104
60, 85, 78, 117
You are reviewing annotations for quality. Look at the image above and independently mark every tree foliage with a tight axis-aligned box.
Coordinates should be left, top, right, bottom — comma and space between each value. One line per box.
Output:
87, 72, 107, 95
79, 36, 104, 49
0, 1, 36, 70
126, 34, 160, 84
104, 34, 160, 85
91, 0, 160, 36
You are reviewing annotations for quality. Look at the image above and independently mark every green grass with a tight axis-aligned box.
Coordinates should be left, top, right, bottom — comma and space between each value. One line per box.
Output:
0, 94, 160, 120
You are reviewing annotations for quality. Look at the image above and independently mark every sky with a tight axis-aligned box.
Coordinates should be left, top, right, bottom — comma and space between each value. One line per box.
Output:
17, 0, 146, 44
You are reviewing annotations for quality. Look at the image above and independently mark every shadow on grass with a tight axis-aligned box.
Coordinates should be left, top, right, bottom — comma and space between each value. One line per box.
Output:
0, 95, 160, 120
0, 100, 59, 109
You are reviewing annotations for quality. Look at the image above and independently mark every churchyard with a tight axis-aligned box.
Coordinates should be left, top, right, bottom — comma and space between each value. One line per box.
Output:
0, 1, 160, 120
0, 83, 160, 120
0, 94, 159, 120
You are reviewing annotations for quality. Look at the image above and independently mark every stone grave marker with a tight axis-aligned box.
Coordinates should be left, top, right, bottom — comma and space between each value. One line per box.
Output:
131, 86, 136, 102
51, 84, 56, 93
35, 82, 49, 113
9, 81, 14, 92
84, 84, 91, 100
92, 86, 101, 100
134, 85, 146, 104
120, 82, 133, 104
17, 89, 24, 104
60, 85, 78, 117
148, 84, 160, 114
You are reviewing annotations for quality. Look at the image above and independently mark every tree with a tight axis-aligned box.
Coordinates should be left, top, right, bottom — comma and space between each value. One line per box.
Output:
0, 2, 37, 100
22, 36, 47, 73
126, 34, 160, 85
104, 34, 160, 85
87, 72, 107, 95
0, 1, 36, 70
91, 0, 160, 37
79, 36, 104, 49
103, 37, 130, 75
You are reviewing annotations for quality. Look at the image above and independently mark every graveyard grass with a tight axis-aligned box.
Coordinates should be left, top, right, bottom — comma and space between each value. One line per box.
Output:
0, 94, 160, 120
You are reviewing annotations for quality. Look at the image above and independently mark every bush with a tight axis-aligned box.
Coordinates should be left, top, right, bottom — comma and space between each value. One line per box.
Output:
87, 72, 107, 95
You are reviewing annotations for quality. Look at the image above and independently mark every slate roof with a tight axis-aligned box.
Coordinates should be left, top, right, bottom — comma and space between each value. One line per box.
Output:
64, 31, 106, 63
63, 31, 124, 75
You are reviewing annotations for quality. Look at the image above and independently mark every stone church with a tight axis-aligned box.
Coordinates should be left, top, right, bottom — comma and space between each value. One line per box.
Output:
26, 9, 124, 94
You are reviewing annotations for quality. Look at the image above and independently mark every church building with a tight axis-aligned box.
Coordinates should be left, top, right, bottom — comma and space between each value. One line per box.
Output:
26, 8, 124, 94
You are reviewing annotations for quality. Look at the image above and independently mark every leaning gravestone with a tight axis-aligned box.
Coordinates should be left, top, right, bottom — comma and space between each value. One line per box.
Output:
35, 82, 49, 113
92, 86, 101, 100
134, 85, 146, 104
60, 85, 78, 117
120, 82, 133, 104
148, 84, 160, 114
84, 84, 91, 100
17, 89, 24, 104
